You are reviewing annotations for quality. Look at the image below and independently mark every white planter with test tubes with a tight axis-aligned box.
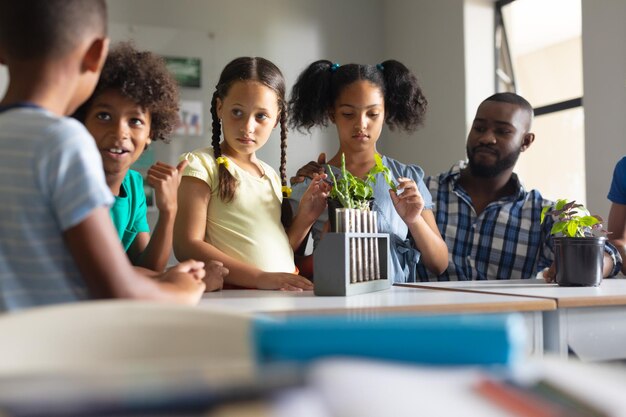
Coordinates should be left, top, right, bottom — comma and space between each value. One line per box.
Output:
313, 208, 391, 296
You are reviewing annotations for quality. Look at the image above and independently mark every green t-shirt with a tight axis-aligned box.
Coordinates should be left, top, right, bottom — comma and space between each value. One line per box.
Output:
110, 170, 150, 251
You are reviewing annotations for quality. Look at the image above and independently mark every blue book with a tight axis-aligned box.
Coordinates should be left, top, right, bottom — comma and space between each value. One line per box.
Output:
253, 313, 526, 367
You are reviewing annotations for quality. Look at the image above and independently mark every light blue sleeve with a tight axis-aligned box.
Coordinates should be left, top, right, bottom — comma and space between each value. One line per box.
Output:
39, 119, 113, 231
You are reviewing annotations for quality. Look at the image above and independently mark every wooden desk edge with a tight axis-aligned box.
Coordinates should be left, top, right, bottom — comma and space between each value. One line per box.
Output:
259, 299, 556, 316
395, 283, 626, 309
556, 296, 626, 308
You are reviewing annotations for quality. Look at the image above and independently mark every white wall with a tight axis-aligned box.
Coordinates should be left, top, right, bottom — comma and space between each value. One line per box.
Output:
381, 0, 468, 177
3, 1, 622, 216
464, 0, 495, 133
107, 0, 384, 178
582, 0, 626, 220
0, 0, 491, 180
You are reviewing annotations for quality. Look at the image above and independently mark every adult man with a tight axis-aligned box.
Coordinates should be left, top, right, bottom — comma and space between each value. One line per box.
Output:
416, 92, 621, 280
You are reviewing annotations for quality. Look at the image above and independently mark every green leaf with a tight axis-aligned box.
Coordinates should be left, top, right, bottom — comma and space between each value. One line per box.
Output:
540, 206, 550, 224
546, 199, 607, 237
551, 222, 566, 235
567, 221, 578, 237
579, 216, 599, 227
326, 153, 395, 210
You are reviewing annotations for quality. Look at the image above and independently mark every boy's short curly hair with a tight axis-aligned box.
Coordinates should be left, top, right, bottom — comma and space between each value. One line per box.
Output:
0, 0, 107, 61
75, 42, 180, 142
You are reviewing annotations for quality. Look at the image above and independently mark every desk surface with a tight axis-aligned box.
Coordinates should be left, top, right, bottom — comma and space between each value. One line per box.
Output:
397, 278, 626, 308
201, 286, 555, 315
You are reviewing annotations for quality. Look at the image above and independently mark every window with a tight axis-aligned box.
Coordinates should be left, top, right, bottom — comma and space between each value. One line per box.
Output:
495, 0, 584, 204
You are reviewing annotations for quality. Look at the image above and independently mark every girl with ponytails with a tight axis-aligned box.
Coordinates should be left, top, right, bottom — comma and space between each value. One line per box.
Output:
289, 60, 448, 282
174, 57, 329, 291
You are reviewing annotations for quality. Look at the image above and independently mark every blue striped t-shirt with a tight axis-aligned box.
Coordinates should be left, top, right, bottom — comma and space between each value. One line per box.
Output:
0, 106, 113, 311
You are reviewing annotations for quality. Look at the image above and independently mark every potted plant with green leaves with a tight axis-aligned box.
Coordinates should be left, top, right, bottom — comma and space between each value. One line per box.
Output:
541, 199, 607, 286
326, 153, 396, 231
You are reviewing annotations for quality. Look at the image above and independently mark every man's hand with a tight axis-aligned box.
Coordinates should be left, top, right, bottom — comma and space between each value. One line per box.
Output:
542, 263, 556, 283
290, 153, 326, 185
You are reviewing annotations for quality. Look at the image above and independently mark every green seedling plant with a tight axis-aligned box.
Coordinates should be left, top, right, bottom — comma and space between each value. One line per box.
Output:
326, 153, 397, 210
540, 199, 606, 237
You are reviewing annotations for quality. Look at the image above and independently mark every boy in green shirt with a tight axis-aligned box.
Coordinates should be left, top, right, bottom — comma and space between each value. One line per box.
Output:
74, 42, 227, 289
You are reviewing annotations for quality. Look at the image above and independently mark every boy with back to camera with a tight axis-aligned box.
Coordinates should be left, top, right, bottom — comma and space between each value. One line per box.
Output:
0, 0, 212, 312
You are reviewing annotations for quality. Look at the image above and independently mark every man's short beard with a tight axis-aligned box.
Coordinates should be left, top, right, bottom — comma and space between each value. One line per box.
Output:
467, 147, 521, 178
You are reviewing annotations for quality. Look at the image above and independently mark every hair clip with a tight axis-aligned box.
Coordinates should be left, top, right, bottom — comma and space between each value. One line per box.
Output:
216, 156, 230, 169
281, 185, 293, 198
330, 63, 340, 73
376, 63, 384, 71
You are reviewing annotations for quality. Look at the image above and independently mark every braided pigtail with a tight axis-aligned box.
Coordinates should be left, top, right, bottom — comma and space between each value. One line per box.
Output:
379, 59, 427, 133
210, 91, 237, 202
278, 106, 294, 228
279, 109, 289, 194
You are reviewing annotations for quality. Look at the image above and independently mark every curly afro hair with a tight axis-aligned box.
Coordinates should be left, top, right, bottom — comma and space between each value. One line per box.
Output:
74, 41, 180, 142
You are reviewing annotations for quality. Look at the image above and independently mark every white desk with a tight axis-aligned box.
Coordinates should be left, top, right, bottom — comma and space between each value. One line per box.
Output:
397, 279, 626, 361
202, 286, 555, 355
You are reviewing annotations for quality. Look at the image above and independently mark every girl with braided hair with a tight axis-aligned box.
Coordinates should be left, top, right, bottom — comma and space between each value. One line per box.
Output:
174, 57, 329, 291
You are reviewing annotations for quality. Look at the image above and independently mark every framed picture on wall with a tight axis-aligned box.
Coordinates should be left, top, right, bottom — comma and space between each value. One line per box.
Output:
175, 100, 204, 136
164, 56, 201, 88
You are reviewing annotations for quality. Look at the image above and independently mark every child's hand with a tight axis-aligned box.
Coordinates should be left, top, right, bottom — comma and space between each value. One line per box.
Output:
257, 272, 314, 291
204, 260, 228, 292
297, 173, 330, 223
389, 177, 425, 226
161, 259, 207, 303
166, 259, 206, 281
290, 153, 327, 185
147, 160, 188, 215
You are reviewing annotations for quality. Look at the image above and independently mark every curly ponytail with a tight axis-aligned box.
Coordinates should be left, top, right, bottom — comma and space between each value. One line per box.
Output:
288, 59, 335, 132
379, 59, 427, 132
289, 59, 427, 134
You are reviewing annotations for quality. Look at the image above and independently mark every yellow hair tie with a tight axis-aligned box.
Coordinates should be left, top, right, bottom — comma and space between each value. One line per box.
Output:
282, 185, 292, 198
216, 156, 229, 169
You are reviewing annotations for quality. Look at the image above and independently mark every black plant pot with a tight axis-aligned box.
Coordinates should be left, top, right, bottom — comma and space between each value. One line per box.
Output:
327, 198, 343, 233
553, 236, 606, 287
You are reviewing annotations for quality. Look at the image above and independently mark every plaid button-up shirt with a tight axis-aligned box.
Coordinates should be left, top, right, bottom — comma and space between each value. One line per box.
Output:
416, 161, 622, 281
